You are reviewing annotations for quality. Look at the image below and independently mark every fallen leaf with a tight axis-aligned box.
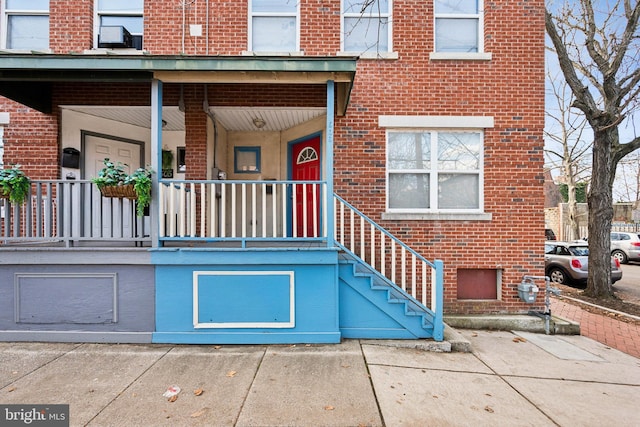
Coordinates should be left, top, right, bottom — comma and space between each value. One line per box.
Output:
191, 408, 209, 418
305, 344, 311, 347
168, 395, 178, 403
8, 387, 16, 392
485, 405, 494, 413
226, 371, 237, 378
512, 337, 527, 343
214, 346, 221, 349
324, 406, 335, 411
194, 388, 204, 396
341, 364, 351, 368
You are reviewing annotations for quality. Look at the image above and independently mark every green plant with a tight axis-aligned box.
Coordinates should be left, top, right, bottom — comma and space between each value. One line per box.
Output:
125, 166, 153, 217
162, 149, 174, 170
92, 158, 154, 217
0, 164, 31, 204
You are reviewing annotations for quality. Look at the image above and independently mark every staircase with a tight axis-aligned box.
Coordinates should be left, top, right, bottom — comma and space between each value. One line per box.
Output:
334, 195, 444, 341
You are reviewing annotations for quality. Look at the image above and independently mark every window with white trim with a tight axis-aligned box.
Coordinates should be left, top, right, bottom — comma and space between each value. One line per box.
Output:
95, 0, 144, 50
434, 0, 483, 53
1, 0, 49, 50
387, 130, 483, 212
249, 0, 299, 52
342, 0, 391, 54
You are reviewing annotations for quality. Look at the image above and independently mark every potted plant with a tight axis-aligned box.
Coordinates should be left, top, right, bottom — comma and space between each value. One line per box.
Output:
0, 164, 31, 204
92, 158, 154, 217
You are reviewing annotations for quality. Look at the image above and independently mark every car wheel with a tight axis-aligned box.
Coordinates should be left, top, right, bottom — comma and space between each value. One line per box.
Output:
547, 267, 568, 285
612, 250, 628, 264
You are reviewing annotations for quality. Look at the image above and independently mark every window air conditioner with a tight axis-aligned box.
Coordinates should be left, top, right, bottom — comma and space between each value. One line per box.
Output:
98, 26, 133, 48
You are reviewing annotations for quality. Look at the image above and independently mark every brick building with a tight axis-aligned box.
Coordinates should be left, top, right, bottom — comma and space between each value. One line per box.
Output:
0, 0, 545, 344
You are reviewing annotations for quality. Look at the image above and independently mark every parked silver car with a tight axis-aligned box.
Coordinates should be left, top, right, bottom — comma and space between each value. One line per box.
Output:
611, 232, 640, 264
545, 241, 622, 286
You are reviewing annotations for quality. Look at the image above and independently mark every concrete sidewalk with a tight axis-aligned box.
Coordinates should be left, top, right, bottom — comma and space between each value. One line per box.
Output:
1, 331, 639, 426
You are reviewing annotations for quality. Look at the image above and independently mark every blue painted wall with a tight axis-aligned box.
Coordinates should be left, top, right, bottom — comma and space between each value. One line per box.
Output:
152, 248, 341, 344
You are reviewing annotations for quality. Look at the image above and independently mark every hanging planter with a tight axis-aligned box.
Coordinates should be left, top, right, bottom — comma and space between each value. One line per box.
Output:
92, 158, 154, 217
0, 165, 31, 204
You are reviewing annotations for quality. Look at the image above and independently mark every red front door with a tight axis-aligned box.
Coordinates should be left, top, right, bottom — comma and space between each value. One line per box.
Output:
291, 136, 321, 237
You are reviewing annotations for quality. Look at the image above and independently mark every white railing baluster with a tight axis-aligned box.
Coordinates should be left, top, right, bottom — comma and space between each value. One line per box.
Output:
271, 184, 277, 237
251, 183, 257, 238
281, 183, 286, 238
292, 183, 297, 238
312, 183, 318, 238
159, 183, 166, 237
200, 183, 206, 237
401, 246, 406, 292
302, 183, 308, 238
381, 232, 386, 277
241, 183, 247, 238
261, 183, 267, 238
339, 200, 344, 245
370, 223, 375, 269
350, 209, 354, 251
231, 183, 236, 238
209, 183, 216, 237
360, 216, 365, 260
422, 261, 427, 306
411, 253, 417, 299
169, 184, 176, 237
220, 183, 226, 238
190, 183, 196, 237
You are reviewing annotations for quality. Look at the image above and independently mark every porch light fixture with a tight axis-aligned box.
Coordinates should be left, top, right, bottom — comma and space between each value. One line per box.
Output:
252, 117, 266, 129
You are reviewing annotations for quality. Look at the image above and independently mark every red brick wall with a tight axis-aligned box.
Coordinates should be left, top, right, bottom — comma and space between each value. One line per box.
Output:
0, 0, 546, 315
50, 0, 93, 53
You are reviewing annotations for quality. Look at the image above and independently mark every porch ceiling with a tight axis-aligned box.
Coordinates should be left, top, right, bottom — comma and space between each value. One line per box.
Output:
63, 105, 326, 132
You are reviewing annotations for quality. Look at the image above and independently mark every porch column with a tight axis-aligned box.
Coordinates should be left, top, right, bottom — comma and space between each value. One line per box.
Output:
151, 79, 163, 248
326, 80, 335, 248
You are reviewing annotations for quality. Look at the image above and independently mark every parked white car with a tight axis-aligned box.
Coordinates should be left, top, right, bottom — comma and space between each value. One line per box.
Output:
611, 232, 640, 264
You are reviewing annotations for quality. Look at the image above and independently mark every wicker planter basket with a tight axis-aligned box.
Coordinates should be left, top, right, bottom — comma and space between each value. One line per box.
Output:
99, 184, 137, 200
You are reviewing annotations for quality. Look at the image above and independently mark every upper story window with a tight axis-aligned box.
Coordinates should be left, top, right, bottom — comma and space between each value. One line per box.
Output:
342, 0, 392, 56
95, 0, 144, 50
249, 0, 299, 53
1, 0, 49, 50
387, 130, 483, 212
434, 0, 483, 53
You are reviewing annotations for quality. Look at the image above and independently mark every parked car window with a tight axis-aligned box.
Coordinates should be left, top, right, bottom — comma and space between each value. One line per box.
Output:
568, 246, 588, 256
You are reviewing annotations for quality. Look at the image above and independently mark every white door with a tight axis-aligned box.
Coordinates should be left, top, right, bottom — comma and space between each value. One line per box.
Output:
84, 134, 142, 238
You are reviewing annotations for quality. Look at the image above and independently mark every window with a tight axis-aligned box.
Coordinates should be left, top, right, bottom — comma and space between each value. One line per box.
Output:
96, 0, 143, 50
342, 0, 391, 54
249, 0, 299, 53
2, 0, 49, 50
387, 131, 483, 212
234, 146, 261, 173
434, 0, 483, 53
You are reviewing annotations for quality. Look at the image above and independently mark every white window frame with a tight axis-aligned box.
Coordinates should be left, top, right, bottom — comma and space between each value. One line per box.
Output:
246, 0, 301, 55
1, 0, 49, 51
93, 0, 144, 51
380, 115, 493, 221
339, 0, 396, 59
430, 0, 491, 61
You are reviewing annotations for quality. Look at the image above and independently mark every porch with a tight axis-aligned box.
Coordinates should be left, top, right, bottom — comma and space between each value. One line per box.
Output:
0, 178, 443, 343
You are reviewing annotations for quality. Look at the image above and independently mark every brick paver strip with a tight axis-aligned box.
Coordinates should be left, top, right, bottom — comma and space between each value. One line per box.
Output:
551, 297, 640, 359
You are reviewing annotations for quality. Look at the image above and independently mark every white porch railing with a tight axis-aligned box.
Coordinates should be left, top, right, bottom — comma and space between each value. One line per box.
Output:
334, 194, 444, 338
159, 180, 328, 243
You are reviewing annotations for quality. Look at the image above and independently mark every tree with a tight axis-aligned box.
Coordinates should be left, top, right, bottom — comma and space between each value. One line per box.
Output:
545, 73, 592, 240
545, 0, 640, 298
